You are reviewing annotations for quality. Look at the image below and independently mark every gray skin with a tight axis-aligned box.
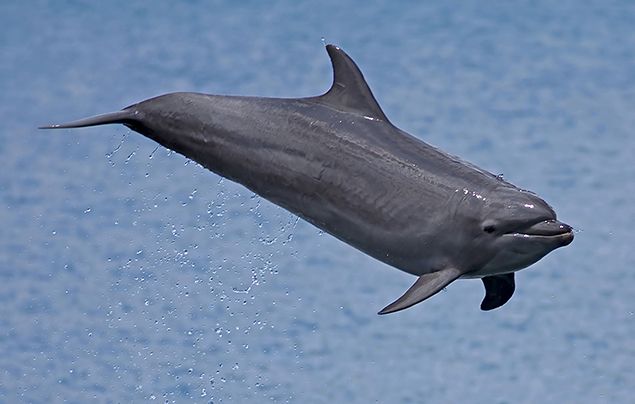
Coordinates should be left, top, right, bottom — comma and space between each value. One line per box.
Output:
41, 45, 574, 314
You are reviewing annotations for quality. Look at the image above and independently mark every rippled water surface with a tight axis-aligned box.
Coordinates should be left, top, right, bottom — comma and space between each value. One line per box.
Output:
1, 1, 634, 403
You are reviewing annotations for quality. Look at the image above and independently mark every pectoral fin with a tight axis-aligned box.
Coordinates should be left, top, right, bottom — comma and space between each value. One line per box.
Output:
480, 273, 515, 311
378, 268, 462, 315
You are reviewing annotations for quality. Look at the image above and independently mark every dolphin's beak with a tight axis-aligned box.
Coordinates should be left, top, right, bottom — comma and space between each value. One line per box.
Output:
516, 220, 574, 246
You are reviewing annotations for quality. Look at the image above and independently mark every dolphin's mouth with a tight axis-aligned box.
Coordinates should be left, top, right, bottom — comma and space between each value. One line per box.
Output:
510, 220, 574, 246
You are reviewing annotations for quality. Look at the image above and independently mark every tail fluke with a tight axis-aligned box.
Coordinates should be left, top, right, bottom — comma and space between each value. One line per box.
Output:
39, 110, 135, 129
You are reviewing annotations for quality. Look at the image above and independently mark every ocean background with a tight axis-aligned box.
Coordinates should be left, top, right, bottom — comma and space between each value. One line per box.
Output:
1, 1, 634, 402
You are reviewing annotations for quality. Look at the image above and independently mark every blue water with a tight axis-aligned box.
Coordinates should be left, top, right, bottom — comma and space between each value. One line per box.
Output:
1, 1, 634, 402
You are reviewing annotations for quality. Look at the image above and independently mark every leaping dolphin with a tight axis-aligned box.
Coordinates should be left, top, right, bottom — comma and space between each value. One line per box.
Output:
41, 44, 573, 314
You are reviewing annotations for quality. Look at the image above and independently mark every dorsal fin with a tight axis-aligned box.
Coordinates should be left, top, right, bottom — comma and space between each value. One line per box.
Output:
315, 44, 389, 122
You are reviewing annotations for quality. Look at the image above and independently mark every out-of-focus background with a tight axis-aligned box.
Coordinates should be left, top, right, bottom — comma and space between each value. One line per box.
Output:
1, 1, 633, 402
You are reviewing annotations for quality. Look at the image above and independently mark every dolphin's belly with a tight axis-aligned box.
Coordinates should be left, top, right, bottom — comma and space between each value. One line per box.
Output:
213, 134, 431, 270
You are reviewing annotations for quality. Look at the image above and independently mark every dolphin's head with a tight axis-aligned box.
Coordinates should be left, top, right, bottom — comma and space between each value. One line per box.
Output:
465, 185, 573, 277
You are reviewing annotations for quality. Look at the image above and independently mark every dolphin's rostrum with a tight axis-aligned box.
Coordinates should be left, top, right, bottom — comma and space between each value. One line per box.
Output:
41, 45, 573, 314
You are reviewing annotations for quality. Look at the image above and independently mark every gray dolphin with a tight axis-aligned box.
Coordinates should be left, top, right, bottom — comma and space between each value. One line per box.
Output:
41, 44, 573, 314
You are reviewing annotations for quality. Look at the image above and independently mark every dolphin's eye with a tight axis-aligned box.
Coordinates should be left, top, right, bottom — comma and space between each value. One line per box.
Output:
483, 224, 496, 234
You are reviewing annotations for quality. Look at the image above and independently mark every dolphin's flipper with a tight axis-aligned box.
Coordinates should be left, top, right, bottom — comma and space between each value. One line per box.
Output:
480, 273, 515, 311
314, 45, 389, 122
378, 268, 462, 315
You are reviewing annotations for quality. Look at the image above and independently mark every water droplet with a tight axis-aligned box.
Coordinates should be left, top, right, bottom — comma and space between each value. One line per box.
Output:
148, 146, 159, 159
106, 134, 126, 160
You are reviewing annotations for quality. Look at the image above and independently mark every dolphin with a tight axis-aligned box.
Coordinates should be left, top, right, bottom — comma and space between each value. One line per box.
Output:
40, 44, 573, 314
